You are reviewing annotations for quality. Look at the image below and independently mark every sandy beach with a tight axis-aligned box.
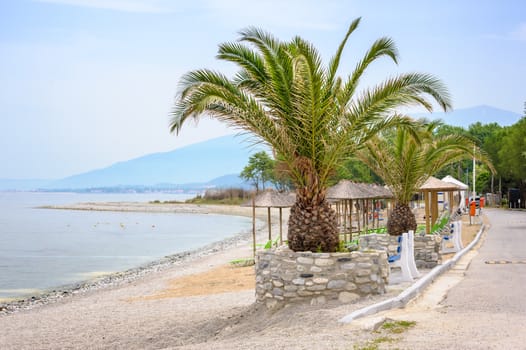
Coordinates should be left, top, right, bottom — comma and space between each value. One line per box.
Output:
0, 202, 482, 349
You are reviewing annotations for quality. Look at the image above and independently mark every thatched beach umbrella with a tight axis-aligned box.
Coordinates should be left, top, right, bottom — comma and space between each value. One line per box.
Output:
241, 190, 295, 257
327, 180, 392, 237
354, 183, 394, 230
359, 183, 394, 229
327, 180, 368, 235
419, 176, 460, 233
367, 183, 394, 199
327, 180, 372, 200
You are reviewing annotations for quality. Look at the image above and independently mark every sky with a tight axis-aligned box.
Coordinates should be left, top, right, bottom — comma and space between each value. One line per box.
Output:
1, 0, 525, 180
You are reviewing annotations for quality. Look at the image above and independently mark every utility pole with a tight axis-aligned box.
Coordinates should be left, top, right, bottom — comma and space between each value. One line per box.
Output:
472, 145, 476, 200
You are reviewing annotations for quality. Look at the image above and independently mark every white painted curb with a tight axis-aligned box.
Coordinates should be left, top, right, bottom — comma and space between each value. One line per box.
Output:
339, 223, 486, 323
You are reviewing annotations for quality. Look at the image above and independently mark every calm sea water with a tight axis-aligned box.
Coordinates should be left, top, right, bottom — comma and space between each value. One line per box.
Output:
0, 192, 252, 301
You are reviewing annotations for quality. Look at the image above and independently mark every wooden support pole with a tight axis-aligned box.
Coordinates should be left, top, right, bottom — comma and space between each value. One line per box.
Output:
343, 200, 348, 234
431, 191, 438, 227
357, 200, 361, 233
252, 195, 256, 259
267, 207, 272, 241
279, 207, 283, 245
349, 199, 353, 241
424, 191, 430, 234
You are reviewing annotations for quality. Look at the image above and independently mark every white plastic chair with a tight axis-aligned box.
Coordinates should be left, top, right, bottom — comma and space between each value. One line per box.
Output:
441, 220, 463, 253
389, 231, 419, 282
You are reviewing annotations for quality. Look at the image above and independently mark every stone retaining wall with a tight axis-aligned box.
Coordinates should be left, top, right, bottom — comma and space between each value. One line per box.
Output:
255, 247, 389, 309
359, 233, 441, 268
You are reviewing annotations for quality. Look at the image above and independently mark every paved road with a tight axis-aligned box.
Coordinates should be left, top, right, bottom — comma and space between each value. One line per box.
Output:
389, 209, 526, 349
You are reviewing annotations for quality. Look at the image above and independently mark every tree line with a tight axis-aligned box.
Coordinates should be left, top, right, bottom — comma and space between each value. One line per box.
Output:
241, 111, 526, 208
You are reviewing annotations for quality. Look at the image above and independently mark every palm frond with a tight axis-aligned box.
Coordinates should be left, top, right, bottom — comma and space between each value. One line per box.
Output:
171, 18, 454, 199
339, 36, 399, 107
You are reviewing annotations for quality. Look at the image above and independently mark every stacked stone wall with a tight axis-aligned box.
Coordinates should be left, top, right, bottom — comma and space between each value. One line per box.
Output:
255, 247, 388, 309
359, 233, 441, 268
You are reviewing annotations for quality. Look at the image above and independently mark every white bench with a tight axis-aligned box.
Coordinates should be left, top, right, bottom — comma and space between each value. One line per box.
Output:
441, 220, 463, 253
388, 230, 420, 282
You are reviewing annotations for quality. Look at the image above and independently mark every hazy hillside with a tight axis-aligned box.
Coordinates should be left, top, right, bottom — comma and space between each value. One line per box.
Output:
412, 105, 521, 127
43, 135, 264, 190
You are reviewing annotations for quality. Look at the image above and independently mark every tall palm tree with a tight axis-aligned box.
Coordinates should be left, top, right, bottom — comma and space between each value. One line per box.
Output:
170, 18, 452, 252
357, 121, 494, 236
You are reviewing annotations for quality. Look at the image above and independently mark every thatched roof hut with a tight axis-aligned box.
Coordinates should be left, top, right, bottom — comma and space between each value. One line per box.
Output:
419, 176, 460, 233
327, 180, 372, 200
241, 190, 296, 208
241, 190, 295, 255
327, 180, 393, 237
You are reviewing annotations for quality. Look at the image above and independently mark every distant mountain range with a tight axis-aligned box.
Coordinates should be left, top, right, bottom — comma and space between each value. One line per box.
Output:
1, 105, 522, 192
411, 105, 522, 128
0, 135, 263, 191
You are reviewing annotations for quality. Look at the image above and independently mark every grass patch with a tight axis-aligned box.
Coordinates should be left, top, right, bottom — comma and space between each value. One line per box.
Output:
354, 336, 397, 350
354, 343, 380, 350
149, 200, 182, 204
229, 258, 255, 267
184, 188, 252, 206
354, 319, 416, 350
381, 320, 416, 334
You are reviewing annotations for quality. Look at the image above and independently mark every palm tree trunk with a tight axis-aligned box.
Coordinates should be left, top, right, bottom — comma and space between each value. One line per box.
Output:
287, 194, 339, 252
387, 202, 417, 236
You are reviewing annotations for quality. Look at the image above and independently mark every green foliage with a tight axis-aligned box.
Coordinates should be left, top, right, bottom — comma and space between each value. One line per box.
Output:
240, 151, 274, 192
381, 320, 417, 333
435, 121, 510, 194
337, 240, 347, 252
358, 120, 492, 206
431, 213, 450, 233
475, 164, 491, 193
150, 200, 181, 204
268, 155, 295, 192
416, 224, 427, 233
260, 236, 281, 250
354, 320, 416, 350
229, 258, 255, 267
335, 159, 383, 184
435, 124, 468, 137
497, 117, 526, 183
185, 188, 250, 205
434, 116, 526, 196
338, 238, 360, 252
367, 227, 387, 234
353, 342, 384, 350
468, 122, 502, 147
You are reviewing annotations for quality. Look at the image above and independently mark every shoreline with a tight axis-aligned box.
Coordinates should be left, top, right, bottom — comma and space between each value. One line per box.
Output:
1, 202, 275, 314
38, 201, 263, 217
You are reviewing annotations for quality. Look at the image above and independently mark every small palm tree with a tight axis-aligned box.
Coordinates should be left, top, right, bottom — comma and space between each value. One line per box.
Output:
170, 18, 451, 252
357, 121, 494, 236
